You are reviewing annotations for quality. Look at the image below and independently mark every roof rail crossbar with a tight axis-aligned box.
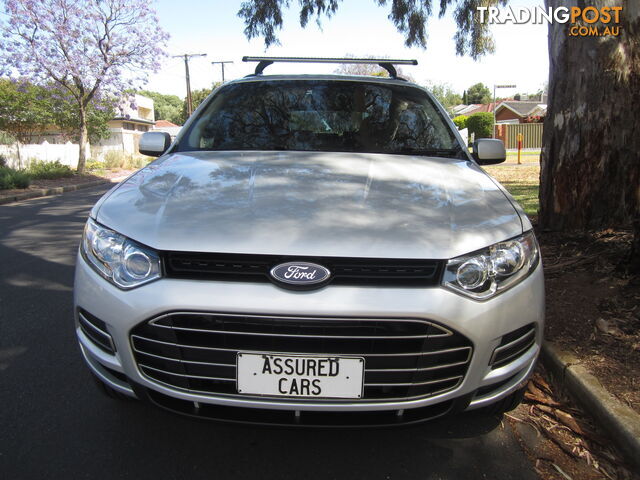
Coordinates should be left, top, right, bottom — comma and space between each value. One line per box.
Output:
242, 56, 418, 79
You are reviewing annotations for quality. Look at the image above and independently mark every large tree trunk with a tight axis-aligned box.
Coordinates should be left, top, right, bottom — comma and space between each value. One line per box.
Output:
77, 104, 88, 174
540, 1, 639, 241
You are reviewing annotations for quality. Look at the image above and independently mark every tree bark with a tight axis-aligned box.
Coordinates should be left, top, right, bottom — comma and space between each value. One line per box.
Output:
540, 1, 640, 243
77, 104, 88, 174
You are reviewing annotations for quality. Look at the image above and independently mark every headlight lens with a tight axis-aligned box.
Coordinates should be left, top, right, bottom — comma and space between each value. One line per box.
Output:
81, 218, 161, 289
443, 231, 539, 300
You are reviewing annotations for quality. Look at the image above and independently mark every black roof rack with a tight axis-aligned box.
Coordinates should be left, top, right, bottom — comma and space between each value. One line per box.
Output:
242, 56, 418, 80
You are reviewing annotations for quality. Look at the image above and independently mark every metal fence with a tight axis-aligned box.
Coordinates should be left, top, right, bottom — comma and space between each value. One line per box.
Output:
495, 123, 544, 149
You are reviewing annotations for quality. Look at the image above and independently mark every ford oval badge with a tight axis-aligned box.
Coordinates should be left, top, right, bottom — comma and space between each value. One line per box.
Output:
270, 261, 331, 286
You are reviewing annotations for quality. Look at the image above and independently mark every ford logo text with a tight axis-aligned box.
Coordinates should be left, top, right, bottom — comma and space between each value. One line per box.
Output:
270, 262, 331, 286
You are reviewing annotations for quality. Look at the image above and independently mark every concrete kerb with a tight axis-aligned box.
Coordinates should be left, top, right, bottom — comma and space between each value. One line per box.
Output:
541, 341, 640, 470
0, 179, 110, 205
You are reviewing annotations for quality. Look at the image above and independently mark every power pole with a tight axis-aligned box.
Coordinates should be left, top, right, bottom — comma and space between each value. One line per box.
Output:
173, 53, 207, 117
211, 60, 233, 83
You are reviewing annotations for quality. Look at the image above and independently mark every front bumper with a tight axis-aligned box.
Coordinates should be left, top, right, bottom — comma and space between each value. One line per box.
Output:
74, 251, 544, 416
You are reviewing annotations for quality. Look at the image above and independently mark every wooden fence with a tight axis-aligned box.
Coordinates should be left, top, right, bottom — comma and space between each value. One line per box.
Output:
495, 123, 544, 149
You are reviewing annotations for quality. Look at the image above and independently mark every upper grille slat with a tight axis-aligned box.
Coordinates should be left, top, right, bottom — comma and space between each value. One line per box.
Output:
132, 334, 471, 358
148, 324, 445, 340
131, 312, 473, 402
163, 252, 444, 287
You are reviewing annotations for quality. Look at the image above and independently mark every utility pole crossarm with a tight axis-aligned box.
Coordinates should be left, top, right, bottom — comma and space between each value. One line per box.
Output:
211, 60, 234, 83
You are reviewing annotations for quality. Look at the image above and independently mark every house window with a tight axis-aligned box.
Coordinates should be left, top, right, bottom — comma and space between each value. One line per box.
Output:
123, 122, 135, 130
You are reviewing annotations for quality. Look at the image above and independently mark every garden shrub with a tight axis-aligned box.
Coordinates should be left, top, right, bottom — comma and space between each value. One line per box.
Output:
104, 151, 149, 170
85, 159, 105, 171
26, 160, 74, 179
125, 155, 149, 170
452, 115, 468, 130
0, 166, 31, 190
103, 150, 128, 169
466, 112, 494, 139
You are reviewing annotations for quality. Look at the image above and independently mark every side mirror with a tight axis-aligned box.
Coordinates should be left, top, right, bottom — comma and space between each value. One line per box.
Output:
472, 138, 506, 165
139, 132, 172, 157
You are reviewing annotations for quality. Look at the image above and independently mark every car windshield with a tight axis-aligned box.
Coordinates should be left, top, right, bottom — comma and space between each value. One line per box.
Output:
177, 79, 465, 158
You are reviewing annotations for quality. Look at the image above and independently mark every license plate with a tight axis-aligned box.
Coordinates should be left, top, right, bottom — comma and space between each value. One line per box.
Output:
236, 353, 364, 399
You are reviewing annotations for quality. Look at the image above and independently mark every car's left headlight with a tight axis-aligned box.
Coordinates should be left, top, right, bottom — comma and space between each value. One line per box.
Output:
81, 218, 161, 289
443, 231, 540, 300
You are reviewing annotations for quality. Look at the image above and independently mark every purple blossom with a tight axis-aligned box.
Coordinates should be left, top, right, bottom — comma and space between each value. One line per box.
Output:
0, 0, 169, 102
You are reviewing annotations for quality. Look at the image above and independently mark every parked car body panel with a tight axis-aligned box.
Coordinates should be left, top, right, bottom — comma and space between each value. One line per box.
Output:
95, 150, 522, 259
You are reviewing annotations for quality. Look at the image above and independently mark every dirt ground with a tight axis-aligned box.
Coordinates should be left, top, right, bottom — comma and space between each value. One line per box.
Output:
498, 225, 640, 480
510, 367, 639, 480
539, 228, 640, 413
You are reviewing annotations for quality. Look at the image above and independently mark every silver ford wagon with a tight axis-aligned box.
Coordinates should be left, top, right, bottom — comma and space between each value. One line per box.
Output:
74, 57, 544, 426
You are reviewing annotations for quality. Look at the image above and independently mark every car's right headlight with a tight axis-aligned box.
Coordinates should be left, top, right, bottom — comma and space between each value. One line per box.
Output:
81, 218, 161, 289
442, 230, 540, 300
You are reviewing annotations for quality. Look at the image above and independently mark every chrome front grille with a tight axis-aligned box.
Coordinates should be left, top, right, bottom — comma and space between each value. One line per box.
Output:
130, 312, 473, 402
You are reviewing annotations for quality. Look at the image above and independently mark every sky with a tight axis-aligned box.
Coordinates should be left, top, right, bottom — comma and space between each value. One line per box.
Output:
146, 0, 549, 100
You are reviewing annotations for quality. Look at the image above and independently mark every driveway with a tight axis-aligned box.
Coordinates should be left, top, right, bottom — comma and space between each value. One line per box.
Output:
0, 186, 538, 479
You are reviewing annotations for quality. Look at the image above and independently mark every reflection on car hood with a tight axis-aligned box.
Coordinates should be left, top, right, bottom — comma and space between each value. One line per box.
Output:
95, 151, 522, 259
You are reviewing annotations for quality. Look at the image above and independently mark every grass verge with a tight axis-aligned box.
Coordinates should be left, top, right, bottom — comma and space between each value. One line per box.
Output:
484, 164, 540, 217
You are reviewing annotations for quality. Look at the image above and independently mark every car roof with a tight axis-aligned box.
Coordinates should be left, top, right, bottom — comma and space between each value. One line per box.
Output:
224, 74, 423, 89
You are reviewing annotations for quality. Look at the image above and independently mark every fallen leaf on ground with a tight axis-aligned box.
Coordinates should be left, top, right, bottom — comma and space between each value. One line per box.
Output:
595, 318, 625, 338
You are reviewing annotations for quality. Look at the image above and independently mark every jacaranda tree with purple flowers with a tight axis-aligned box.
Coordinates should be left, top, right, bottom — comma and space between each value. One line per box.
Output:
0, 0, 169, 173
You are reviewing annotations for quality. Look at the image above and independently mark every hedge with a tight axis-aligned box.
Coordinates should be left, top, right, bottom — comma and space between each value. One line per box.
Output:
466, 112, 494, 139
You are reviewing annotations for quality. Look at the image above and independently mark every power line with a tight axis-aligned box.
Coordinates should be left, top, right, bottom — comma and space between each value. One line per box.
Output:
211, 60, 234, 83
172, 53, 207, 116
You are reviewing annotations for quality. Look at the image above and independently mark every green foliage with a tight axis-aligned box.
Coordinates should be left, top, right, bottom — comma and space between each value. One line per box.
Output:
180, 85, 220, 124
427, 82, 462, 110
0, 130, 16, 145
0, 79, 114, 144
466, 112, 494, 139
238, 0, 504, 59
0, 79, 54, 143
49, 92, 115, 143
0, 166, 31, 190
466, 82, 492, 104
139, 90, 183, 124
453, 115, 468, 130
25, 160, 74, 179
103, 151, 149, 170
84, 159, 105, 171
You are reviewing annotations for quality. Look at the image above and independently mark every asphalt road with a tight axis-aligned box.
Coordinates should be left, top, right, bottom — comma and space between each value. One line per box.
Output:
0, 186, 538, 480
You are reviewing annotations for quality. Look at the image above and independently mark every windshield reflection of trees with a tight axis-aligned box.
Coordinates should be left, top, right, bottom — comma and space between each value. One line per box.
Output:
190, 82, 457, 155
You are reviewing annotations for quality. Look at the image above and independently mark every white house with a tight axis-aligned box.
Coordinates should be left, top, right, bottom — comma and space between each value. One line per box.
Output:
95, 94, 156, 157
